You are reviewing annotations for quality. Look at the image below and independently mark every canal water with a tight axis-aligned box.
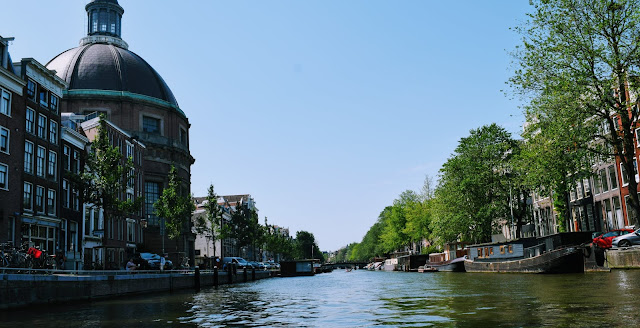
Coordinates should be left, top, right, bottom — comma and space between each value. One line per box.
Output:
2, 269, 640, 327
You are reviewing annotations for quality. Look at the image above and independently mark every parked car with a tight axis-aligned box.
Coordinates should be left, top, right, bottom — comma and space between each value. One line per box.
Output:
265, 261, 279, 270
612, 229, 640, 247
222, 257, 251, 270
593, 229, 634, 248
138, 253, 173, 270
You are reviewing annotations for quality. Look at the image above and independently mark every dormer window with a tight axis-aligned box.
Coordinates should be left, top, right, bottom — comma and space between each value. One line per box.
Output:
142, 116, 161, 135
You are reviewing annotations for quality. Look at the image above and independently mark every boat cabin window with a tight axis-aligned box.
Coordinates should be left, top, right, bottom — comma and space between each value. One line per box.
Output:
478, 248, 483, 258
489, 247, 494, 255
500, 246, 506, 254
508, 245, 513, 253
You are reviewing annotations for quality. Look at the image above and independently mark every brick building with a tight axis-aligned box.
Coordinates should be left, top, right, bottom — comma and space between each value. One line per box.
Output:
0, 36, 26, 245
45, 0, 195, 262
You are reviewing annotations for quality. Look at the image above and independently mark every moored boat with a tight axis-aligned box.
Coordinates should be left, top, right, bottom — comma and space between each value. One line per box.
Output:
429, 256, 467, 272
463, 232, 591, 274
426, 242, 468, 272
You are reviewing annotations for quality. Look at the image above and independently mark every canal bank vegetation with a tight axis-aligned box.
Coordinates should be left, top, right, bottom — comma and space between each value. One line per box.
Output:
336, 0, 640, 263
335, 124, 529, 263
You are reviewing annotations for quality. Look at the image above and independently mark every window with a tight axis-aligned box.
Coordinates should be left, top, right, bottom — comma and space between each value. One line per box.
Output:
50, 95, 58, 112
128, 168, 135, 189
0, 126, 8, 153
24, 142, 34, 174
26, 80, 36, 101
100, 9, 108, 32
26, 108, 35, 134
620, 160, 638, 186
73, 188, 80, 211
63, 146, 70, 171
500, 245, 506, 255
23, 182, 33, 210
127, 221, 135, 242
601, 169, 610, 192
36, 146, 46, 177
0, 163, 7, 190
48, 151, 57, 180
0, 89, 10, 116
92, 11, 98, 33
608, 165, 618, 189
145, 182, 161, 224
38, 114, 46, 138
73, 150, 80, 173
508, 245, 513, 254
62, 180, 70, 208
35, 186, 45, 213
110, 11, 117, 34
126, 142, 134, 160
593, 173, 601, 195
49, 121, 58, 144
477, 248, 483, 258
47, 189, 56, 215
180, 128, 187, 146
142, 116, 161, 134
39, 88, 48, 107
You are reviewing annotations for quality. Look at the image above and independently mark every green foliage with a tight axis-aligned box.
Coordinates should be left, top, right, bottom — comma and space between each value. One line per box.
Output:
431, 124, 518, 244
380, 191, 420, 253
512, 0, 640, 226
154, 165, 195, 240
421, 245, 442, 255
293, 230, 324, 261
77, 115, 141, 218
263, 219, 295, 260
225, 204, 264, 252
194, 184, 223, 254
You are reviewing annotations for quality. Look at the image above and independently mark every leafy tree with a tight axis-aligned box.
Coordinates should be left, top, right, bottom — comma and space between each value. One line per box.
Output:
431, 124, 518, 244
380, 191, 420, 253
404, 176, 436, 249
154, 165, 195, 241
263, 218, 295, 261
511, 0, 640, 226
293, 230, 324, 261
77, 115, 141, 228
225, 203, 264, 260
194, 184, 223, 257
515, 93, 593, 232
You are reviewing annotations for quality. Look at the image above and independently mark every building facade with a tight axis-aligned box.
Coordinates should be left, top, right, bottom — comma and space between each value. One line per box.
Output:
45, 0, 195, 262
80, 116, 146, 270
0, 36, 26, 245
13, 58, 67, 254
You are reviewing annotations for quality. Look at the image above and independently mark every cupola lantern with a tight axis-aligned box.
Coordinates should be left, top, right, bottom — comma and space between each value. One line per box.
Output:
81, 0, 128, 49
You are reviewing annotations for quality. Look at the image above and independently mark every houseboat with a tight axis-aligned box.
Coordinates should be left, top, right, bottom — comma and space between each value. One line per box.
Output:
279, 259, 318, 277
425, 243, 468, 272
463, 232, 591, 273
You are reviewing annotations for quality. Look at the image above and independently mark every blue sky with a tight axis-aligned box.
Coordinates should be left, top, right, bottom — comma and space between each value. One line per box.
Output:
3, 0, 531, 251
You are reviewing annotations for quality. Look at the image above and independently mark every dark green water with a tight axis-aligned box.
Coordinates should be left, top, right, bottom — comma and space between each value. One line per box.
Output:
2, 269, 640, 327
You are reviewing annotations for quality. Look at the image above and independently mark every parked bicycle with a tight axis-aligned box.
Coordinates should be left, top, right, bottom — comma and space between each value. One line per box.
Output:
26, 246, 56, 270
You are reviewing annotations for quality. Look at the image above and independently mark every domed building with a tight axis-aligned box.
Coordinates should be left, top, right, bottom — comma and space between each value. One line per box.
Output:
47, 0, 195, 262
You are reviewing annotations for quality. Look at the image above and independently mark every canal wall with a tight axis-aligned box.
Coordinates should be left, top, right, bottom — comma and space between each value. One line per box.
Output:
606, 248, 640, 269
0, 270, 272, 310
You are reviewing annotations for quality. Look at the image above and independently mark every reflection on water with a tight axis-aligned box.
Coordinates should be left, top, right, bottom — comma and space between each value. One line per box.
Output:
2, 270, 640, 327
